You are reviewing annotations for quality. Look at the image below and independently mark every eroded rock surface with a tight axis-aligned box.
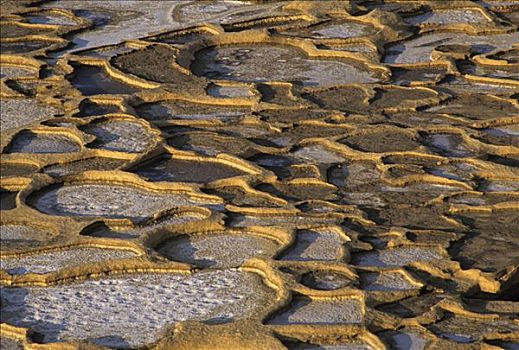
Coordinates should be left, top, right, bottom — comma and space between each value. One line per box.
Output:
1, 0, 518, 348
0, 270, 275, 348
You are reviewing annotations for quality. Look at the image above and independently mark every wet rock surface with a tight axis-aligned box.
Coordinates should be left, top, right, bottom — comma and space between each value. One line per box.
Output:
1, 0, 518, 349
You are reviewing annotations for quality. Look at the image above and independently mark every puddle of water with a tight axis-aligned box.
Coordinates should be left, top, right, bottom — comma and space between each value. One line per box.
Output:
485, 70, 519, 80
449, 194, 487, 206
73, 8, 111, 27
245, 155, 293, 178
192, 44, 379, 86
157, 233, 279, 268
0, 269, 274, 348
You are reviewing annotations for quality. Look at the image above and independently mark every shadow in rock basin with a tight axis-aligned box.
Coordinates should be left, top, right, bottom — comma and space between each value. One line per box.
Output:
67, 64, 140, 96
0, 191, 17, 210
